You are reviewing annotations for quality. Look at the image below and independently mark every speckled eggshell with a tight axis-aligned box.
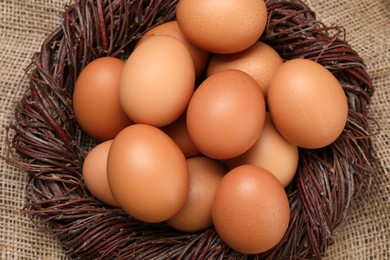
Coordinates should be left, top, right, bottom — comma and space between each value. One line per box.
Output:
212, 164, 290, 254
161, 113, 201, 158
73, 57, 132, 141
82, 140, 119, 207
139, 21, 209, 78
166, 156, 227, 232
267, 58, 349, 149
187, 70, 265, 159
176, 0, 268, 54
226, 113, 299, 188
106, 124, 189, 223
207, 42, 283, 97
119, 35, 195, 127
186, 69, 266, 160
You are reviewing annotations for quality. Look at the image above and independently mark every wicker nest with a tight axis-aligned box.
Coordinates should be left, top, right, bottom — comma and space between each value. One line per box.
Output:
5, 0, 377, 259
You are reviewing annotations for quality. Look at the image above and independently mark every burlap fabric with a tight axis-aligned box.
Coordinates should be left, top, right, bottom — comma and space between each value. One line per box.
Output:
0, 0, 389, 259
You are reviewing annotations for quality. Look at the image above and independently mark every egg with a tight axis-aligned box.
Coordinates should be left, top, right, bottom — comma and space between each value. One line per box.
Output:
207, 42, 283, 97
226, 113, 298, 188
161, 113, 201, 158
176, 0, 268, 54
267, 58, 349, 149
166, 156, 227, 232
73, 57, 132, 141
82, 140, 118, 207
211, 165, 290, 254
106, 124, 189, 223
119, 35, 195, 127
186, 69, 266, 160
140, 21, 209, 78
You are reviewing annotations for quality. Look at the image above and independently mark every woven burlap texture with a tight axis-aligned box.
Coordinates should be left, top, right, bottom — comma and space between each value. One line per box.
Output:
1, 0, 389, 259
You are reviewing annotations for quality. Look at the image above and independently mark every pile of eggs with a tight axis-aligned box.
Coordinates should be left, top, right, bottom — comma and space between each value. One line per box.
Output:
74, 0, 349, 254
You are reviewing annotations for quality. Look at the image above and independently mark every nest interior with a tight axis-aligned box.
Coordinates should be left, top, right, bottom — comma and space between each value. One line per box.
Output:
5, 0, 377, 259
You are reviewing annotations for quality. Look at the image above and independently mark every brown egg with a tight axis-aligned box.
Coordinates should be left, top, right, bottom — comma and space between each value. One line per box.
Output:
166, 156, 227, 232
267, 58, 349, 149
212, 165, 290, 254
207, 42, 283, 97
73, 57, 132, 141
82, 140, 118, 207
226, 113, 298, 188
107, 124, 189, 223
176, 0, 267, 54
161, 113, 201, 158
119, 35, 195, 127
187, 69, 266, 160
140, 21, 209, 78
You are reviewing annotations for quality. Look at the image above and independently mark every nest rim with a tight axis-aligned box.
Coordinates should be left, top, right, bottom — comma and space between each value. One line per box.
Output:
5, 0, 377, 259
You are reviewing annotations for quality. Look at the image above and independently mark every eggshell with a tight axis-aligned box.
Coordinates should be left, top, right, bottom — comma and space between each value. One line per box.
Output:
166, 156, 227, 232
139, 21, 209, 78
267, 58, 349, 149
82, 140, 118, 207
107, 124, 189, 223
119, 35, 195, 127
161, 113, 201, 158
186, 69, 266, 160
226, 113, 298, 187
73, 57, 132, 141
176, 0, 267, 54
212, 165, 290, 254
207, 42, 283, 97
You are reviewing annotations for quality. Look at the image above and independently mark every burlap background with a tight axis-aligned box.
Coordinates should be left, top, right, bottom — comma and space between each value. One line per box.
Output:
0, 0, 389, 259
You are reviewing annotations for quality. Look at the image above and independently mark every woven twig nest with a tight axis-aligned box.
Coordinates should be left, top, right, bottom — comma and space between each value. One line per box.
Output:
6, 0, 377, 259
